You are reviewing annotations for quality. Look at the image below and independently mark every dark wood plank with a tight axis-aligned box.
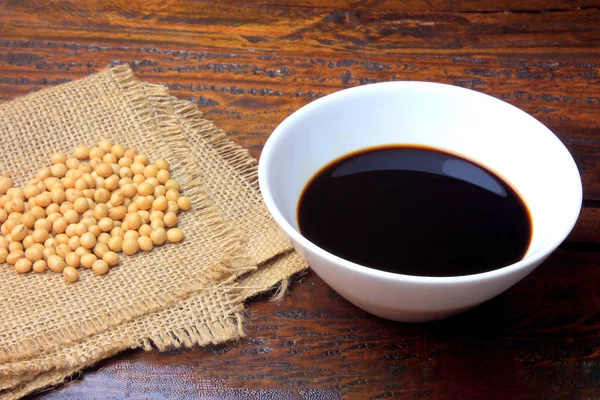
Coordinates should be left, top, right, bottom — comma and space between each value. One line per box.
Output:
1, 42, 598, 242
568, 207, 600, 244
1, 0, 600, 53
0, 45, 599, 200
29, 252, 600, 399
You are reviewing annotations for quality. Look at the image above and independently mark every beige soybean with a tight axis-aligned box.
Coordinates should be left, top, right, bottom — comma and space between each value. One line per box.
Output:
134, 154, 149, 166
88, 224, 101, 237
11, 198, 25, 213
98, 139, 113, 153
137, 182, 153, 196
108, 236, 124, 252
44, 238, 57, 249
23, 235, 35, 249
75, 246, 90, 257
65, 224, 77, 238
74, 146, 90, 160
123, 230, 140, 241
73, 197, 89, 213
0, 209, 8, 223
68, 236, 81, 251
33, 260, 47, 273
125, 213, 142, 230
20, 213, 36, 229
143, 164, 159, 179
63, 266, 79, 282
93, 242, 109, 258
94, 188, 110, 204
155, 159, 169, 170
97, 232, 111, 245
66, 158, 80, 170
156, 170, 170, 184
150, 228, 167, 246
131, 163, 145, 175
89, 147, 105, 160
119, 157, 133, 169
110, 191, 124, 207
124, 148, 137, 159
136, 196, 152, 210
23, 185, 41, 200
0, 248, 8, 263
108, 206, 126, 221
166, 201, 179, 214
43, 247, 56, 260
80, 253, 97, 269
56, 243, 71, 259
138, 210, 151, 224
25, 246, 44, 262
37, 168, 51, 180
164, 212, 177, 228
153, 196, 168, 212
111, 144, 125, 158
93, 203, 109, 219
154, 185, 167, 197
8, 187, 25, 199
11, 224, 28, 242
98, 217, 114, 232
96, 163, 113, 178
32, 228, 49, 244
80, 232, 97, 249
7, 250, 25, 265
177, 196, 191, 211
121, 183, 136, 198
66, 252, 80, 268
15, 258, 33, 274
63, 209, 79, 224
167, 228, 184, 243
165, 180, 180, 192
47, 255, 66, 273
138, 236, 153, 252
133, 174, 145, 185
138, 224, 152, 238
104, 175, 120, 192
103, 251, 119, 266
74, 223, 87, 237
51, 163, 68, 178
47, 203, 60, 216
110, 226, 124, 238
145, 177, 159, 188
122, 238, 139, 255
103, 153, 118, 164
0, 177, 13, 195
92, 259, 109, 275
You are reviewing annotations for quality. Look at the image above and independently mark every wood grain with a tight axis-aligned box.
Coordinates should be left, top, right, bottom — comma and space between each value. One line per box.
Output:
30, 254, 600, 399
0, 1, 598, 398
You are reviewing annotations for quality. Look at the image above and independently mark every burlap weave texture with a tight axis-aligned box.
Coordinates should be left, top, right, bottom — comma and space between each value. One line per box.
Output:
0, 65, 307, 399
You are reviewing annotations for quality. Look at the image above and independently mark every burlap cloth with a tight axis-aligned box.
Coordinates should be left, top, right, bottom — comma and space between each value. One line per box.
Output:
0, 65, 307, 399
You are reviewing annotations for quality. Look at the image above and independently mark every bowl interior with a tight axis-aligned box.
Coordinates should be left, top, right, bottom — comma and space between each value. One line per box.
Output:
260, 82, 582, 267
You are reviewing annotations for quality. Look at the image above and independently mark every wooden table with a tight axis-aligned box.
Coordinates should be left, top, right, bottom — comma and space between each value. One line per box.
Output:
1, 1, 599, 398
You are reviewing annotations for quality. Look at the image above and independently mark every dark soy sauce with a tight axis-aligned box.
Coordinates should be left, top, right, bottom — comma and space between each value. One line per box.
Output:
297, 145, 532, 277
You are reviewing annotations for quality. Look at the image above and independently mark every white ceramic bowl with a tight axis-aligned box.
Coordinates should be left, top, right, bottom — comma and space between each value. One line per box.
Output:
258, 82, 582, 322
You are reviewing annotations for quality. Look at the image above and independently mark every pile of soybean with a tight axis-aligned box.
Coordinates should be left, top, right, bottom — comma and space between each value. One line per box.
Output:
0, 139, 190, 283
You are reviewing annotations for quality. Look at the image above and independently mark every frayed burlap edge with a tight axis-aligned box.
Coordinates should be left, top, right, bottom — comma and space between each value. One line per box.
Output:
1, 252, 306, 399
164, 84, 293, 267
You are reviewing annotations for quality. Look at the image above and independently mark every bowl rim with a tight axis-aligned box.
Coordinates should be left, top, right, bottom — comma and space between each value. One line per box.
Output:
258, 81, 583, 284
